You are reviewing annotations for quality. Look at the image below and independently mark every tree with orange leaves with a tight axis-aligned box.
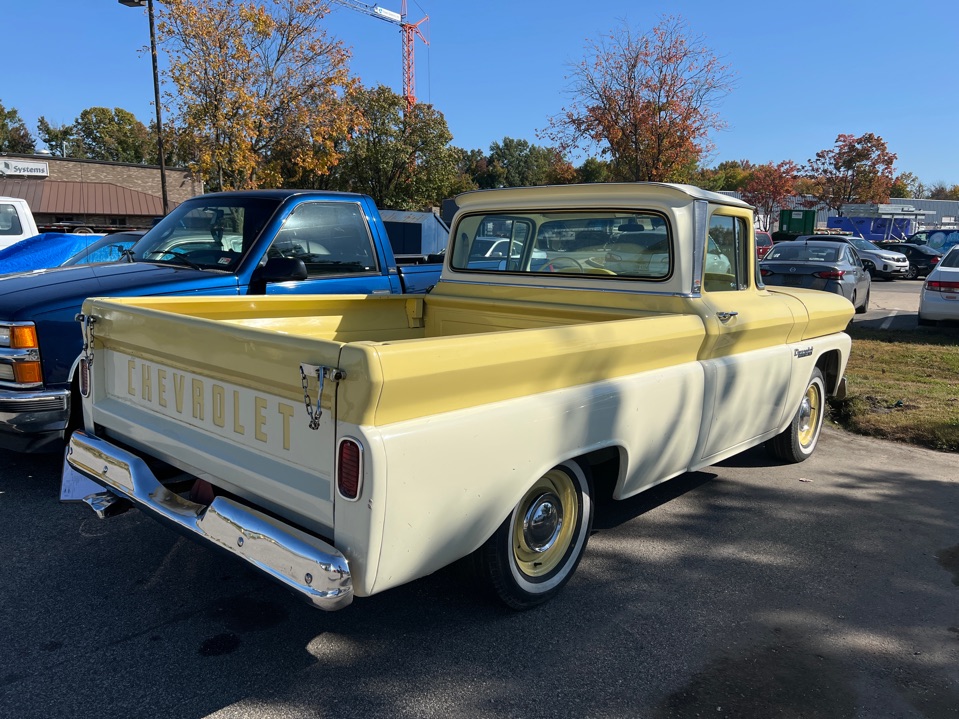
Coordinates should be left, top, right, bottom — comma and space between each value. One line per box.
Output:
804, 133, 897, 216
740, 161, 799, 231
157, 0, 356, 190
543, 15, 734, 183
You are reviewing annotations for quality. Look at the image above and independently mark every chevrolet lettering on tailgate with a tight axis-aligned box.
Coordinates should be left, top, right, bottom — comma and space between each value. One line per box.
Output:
114, 353, 305, 455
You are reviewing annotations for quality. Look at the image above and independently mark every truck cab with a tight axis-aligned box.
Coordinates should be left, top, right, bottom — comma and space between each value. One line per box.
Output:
0, 197, 40, 251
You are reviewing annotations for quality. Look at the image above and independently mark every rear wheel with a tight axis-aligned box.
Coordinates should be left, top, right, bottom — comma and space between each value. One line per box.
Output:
855, 287, 869, 314
904, 265, 919, 280
767, 368, 826, 463
470, 461, 593, 610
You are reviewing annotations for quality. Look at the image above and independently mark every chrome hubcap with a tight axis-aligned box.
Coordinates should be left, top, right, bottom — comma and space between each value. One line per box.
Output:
797, 380, 821, 448
523, 492, 564, 553
798, 396, 812, 434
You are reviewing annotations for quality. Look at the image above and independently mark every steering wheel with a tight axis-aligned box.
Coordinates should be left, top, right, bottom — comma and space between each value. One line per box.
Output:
575, 256, 618, 276
544, 256, 585, 273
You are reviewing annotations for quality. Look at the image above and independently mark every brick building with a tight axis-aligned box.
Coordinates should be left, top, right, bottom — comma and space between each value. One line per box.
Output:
0, 153, 202, 232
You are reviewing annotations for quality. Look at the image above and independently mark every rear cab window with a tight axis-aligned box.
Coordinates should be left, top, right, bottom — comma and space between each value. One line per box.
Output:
449, 210, 672, 280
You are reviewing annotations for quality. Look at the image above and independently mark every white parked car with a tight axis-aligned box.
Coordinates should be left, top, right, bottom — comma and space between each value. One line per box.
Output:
918, 245, 959, 326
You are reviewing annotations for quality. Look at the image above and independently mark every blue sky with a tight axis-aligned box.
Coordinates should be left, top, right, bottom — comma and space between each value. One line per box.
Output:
4, 0, 958, 185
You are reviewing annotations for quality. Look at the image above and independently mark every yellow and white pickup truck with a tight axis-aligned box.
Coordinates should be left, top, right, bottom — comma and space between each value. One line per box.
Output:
63, 183, 853, 612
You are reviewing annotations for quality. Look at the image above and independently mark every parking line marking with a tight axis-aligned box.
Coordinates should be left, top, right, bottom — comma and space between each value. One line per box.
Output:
880, 311, 898, 330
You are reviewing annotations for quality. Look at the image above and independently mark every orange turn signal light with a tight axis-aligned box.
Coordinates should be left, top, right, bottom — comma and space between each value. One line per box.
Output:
14, 361, 42, 384
11, 325, 38, 349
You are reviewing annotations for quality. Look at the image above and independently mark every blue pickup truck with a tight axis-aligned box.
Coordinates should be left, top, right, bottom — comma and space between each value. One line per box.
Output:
0, 189, 442, 452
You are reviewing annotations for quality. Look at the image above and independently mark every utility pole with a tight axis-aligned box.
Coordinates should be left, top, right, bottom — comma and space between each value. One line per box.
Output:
118, 0, 170, 215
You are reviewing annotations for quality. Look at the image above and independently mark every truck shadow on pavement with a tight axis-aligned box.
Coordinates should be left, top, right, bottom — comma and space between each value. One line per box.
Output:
2, 438, 959, 719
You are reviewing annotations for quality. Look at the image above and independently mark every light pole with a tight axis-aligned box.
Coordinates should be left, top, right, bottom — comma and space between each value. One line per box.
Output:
119, 0, 169, 215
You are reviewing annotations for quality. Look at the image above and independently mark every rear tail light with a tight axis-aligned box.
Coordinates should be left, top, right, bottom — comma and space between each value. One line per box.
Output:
930, 257, 940, 265
814, 270, 846, 279
760, 268, 773, 277
78, 357, 91, 397
336, 438, 363, 500
925, 280, 959, 292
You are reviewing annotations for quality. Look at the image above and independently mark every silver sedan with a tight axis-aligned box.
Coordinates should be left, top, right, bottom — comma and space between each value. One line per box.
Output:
760, 240, 872, 313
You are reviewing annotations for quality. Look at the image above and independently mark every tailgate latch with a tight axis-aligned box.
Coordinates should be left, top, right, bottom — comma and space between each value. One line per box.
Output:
299, 364, 346, 430
76, 313, 97, 398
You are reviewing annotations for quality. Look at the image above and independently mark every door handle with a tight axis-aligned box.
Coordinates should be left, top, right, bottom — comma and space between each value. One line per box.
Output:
716, 311, 739, 322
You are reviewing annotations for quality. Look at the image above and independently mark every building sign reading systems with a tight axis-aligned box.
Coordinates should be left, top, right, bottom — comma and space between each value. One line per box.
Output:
0, 160, 49, 177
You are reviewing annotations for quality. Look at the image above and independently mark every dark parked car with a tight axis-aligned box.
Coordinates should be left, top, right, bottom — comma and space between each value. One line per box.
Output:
875, 242, 942, 279
760, 239, 871, 313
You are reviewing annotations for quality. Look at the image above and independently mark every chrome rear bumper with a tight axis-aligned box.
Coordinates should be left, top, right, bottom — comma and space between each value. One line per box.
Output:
64, 431, 352, 611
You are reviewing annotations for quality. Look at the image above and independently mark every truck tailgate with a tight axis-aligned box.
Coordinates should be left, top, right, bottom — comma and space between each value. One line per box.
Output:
86, 299, 343, 536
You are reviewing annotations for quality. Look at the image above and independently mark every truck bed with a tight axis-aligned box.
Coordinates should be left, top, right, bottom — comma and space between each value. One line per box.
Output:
86, 290, 706, 427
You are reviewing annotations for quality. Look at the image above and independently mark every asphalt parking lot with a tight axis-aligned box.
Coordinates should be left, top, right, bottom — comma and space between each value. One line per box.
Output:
852, 276, 925, 330
1, 277, 956, 719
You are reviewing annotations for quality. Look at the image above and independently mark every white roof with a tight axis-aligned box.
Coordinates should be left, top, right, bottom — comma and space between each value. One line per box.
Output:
455, 182, 752, 211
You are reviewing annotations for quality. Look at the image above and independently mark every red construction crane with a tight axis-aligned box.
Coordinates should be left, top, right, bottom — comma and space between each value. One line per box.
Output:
331, 1, 429, 110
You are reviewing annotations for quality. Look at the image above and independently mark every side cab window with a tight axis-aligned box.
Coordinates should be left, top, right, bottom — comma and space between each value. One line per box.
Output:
706, 214, 750, 292
268, 202, 377, 276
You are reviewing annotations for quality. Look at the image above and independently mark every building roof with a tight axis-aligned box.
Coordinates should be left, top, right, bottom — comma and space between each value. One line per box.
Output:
0, 179, 165, 216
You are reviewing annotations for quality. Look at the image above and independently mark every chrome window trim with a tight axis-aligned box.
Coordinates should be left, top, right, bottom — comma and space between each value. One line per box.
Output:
691, 199, 707, 296
448, 207, 675, 282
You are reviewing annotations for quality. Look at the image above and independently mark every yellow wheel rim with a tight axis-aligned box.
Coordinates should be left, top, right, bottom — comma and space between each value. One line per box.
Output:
797, 380, 823, 448
512, 469, 578, 578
